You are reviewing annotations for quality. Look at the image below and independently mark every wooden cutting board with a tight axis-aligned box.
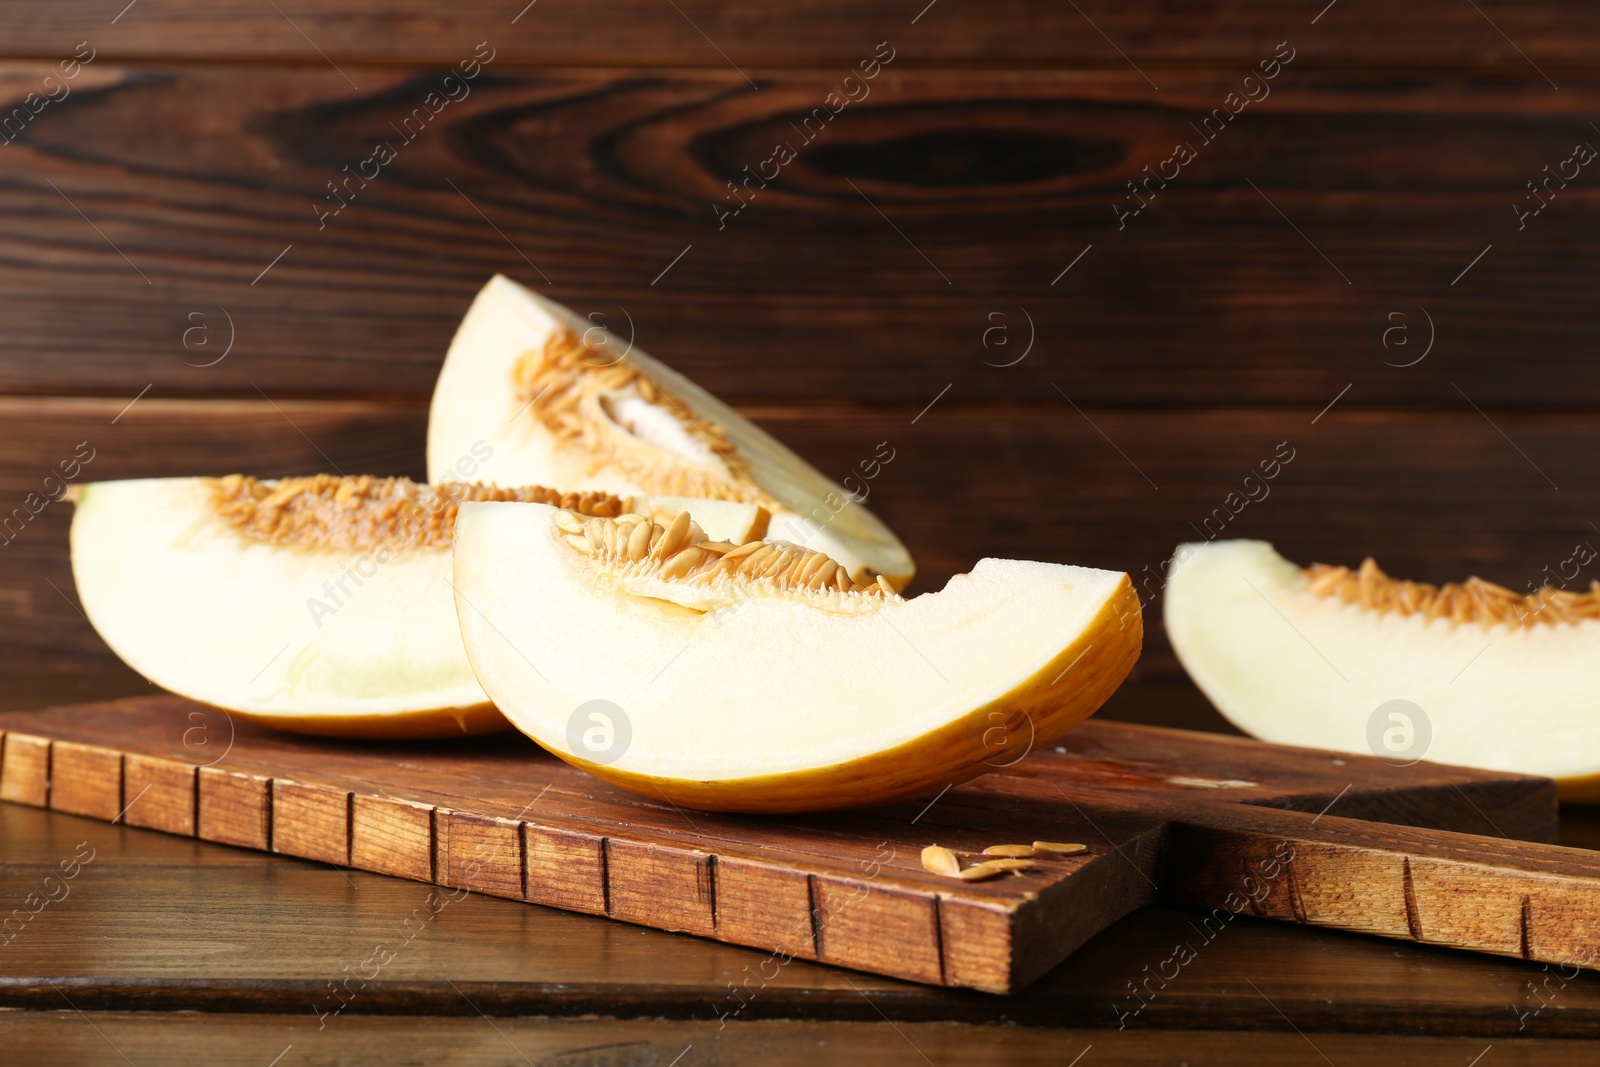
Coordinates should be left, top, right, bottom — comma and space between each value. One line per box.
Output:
2, 695, 1591, 995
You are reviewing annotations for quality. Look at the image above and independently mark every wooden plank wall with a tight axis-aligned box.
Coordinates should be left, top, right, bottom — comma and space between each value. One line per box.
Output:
0, 2, 1593, 702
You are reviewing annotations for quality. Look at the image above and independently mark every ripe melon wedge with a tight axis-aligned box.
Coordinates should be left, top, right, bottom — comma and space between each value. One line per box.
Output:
427, 274, 915, 589
70, 476, 766, 739
1166, 539, 1600, 798
452, 501, 1142, 812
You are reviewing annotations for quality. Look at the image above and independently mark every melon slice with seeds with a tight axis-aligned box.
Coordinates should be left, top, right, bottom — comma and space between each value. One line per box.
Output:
427, 274, 915, 589
1166, 539, 1600, 798
69, 476, 766, 739
452, 501, 1142, 812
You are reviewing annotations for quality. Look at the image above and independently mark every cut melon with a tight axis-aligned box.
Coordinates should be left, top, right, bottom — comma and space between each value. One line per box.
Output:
70, 476, 766, 739
1166, 539, 1600, 798
427, 274, 914, 589
452, 501, 1142, 812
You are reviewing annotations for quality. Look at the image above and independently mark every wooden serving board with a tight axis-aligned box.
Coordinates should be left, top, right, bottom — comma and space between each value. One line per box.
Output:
2, 695, 1593, 994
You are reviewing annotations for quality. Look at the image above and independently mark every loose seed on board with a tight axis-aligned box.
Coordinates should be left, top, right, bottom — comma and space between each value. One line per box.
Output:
982, 858, 1037, 872
982, 845, 1039, 858
921, 845, 961, 878
1033, 841, 1088, 855
957, 862, 1006, 882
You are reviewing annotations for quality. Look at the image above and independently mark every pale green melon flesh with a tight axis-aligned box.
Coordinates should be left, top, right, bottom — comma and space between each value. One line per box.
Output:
69, 478, 761, 739
452, 500, 1142, 811
427, 274, 914, 588
1166, 539, 1600, 790
71, 478, 495, 734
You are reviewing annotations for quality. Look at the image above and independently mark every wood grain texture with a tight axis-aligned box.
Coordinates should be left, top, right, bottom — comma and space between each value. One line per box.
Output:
271, 779, 350, 866
0, 730, 49, 806
196, 765, 271, 849
351, 793, 432, 881
522, 822, 607, 915
439, 810, 522, 898
3, 1013, 1593, 1067
0, 695, 1565, 993
10, 780, 1600, 1037
1, 67, 1598, 406
0, 0, 1595, 69
122, 753, 195, 835
9, 795, 1600, 1035
44, 739, 120, 821
1167, 809, 1600, 971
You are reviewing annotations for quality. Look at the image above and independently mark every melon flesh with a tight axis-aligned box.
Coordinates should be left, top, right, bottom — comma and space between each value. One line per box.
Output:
1166, 539, 1600, 796
452, 501, 1142, 812
428, 274, 914, 589
70, 477, 765, 739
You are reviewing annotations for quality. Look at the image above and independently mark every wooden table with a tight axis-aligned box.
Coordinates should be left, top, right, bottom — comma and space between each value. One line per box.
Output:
6, 671, 1600, 1065
4, 0, 1599, 1060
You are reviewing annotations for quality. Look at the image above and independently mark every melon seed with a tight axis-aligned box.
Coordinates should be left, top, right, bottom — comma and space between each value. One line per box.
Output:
511, 327, 774, 507
627, 520, 652, 561
721, 541, 765, 563
982, 844, 1038, 858
1303, 556, 1600, 628
660, 546, 704, 580
920, 845, 961, 878
657, 512, 693, 558
1032, 841, 1088, 855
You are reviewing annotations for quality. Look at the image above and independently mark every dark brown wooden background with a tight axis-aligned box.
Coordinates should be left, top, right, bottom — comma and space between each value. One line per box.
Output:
3, 1, 1596, 720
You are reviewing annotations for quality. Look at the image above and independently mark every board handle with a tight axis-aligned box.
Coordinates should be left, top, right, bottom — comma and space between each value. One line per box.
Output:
1164, 806, 1600, 971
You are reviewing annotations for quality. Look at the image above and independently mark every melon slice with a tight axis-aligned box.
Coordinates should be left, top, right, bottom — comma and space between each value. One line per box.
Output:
1166, 539, 1600, 798
427, 274, 915, 589
70, 475, 766, 739
452, 501, 1142, 812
